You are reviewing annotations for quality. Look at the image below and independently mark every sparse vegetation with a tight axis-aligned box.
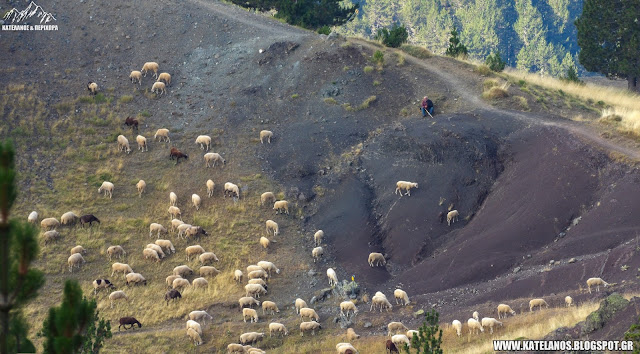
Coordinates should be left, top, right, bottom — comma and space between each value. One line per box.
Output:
324, 97, 337, 105
373, 80, 381, 86
483, 82, 510, 99
119, 95, 134, 103
474, 65, 491, 76
363, 66, 374, 73
400, 44, 432, 59
372, 50, 384, 65
291, 93, 299, 99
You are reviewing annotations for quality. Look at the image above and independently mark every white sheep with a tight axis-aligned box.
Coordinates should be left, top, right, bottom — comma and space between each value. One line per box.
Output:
171, 218, 184, 232
109, 290, 128, 308
246, 265, 263, 273
200, 266, 220, 278
347, 328, 361, 341
327, 268, 338, 287
157, 72, 171, 86
312, 247, 324, 262
176, 223, 192, 239
168, 206, 181, 219
67, 253, 86, 273
395, 181, 418, 196
265, 220, 279, 236
447, 210, 460, 226
117, 135, 132, 154
187, 327, 203, 346
260, 130, 273, 144
92, 279, 114, 295
107, 245, 126, 261
136, 179, 146, 197
300, 321, 322, 336
565, 296, 573, 307
234, 270, 243, 283
387, 322, 408, 337
60, 212, 79, 227
224, 182, 239, 199
260, 236, 270, 249
204, 153, 226, 168
87, 81, 99, 95
136, 135, 148, 152
391, 334, 410, 348
145, 244, 165, 258
141, 62, 159, 79
336, 343, 358, 354
300, 307, 320, 322
467, 318, 484, 334
269, 322, 288, 337
295, 298, 308, 314
192, 194, 201, 210
239, 296, 260, 308
143, 248, 161, 262
172, 277, 190, 290
245, 284, 267, 298
257, 261, 280, 275
394, 289, 410, 306
111, 262, 133, 278
155, 239, 175, 254
243, 308, 259, 323
40, 217, 60, 231
314, 230, 324, 246
239, 332, 265, 345
98, 181, 114, 198
273, 200, 289, 215
481, 317, 502, 334
42, 230, 60, 244
472, 311, 480, 321
248, 279, 268, 289
169, 191, 178, 206
189, 311, 213, 325
375, 291, 387, 299
260, 192, 276, 206
406, 330, 419, 340
173, 265, 194, 277
192, 277, 209, 289
370, 295, 392, 312
28, 211, 38, 224
166, 275, 182, 287
70, 245, 87, 255
199, 252, 219, 265
452, 320, 462, 336
340, 301, 358, 318
368, 252, 386, 267
130, 70, 142, 85
195, 135, 211, 151
125, 272, 147, 286
186, 320, 202, 336
185, 245, 205, 261
206, 179, 215, 198
154, 128, 170, 143
248, 269, 269, 281
497, 304, 516, 319
587, 277, 609, 293
529, 298, 548, 312
149, 223, 167, 238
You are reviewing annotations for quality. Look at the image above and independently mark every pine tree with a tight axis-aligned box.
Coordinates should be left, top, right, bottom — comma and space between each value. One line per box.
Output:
485, 51, 506, 72
39, 280, 111, 354
375, 23, 409, 48
403, 309, 443, 353
445, 28, 468, 58
575, 0, 640, 92
0, 140, 45, 353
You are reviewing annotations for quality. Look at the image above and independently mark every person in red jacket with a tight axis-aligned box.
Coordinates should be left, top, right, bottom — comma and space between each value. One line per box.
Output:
421, 96, 434, 117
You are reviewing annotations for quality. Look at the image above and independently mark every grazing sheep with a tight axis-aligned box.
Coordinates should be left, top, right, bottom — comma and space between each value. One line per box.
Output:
227, 343, 248, 353
145, 244, 165, 258
87, 81, 99, 95
386, 339, 399, 353
314, 230, 324, 246
67, 253, 86, 273
70, 245, 86, 255
481, 317, 502, 334
185, 226, 208, 240
407, 330, 419, 340
136, 179, 146, 197
60, 211, 80, 227
28, 211, 38, 224
141, 62, 159, 78
245, 284, 267, 298
143, 248, 161, 262
239, 296, 260, 308
394, 289, 410, 306
168, 206, 181, 219
187, 327, 203, 346
204, 152, 226, 168
149, 223, 167, 238
234, 270, 243, 283
447, 210, 459, 226
468, 318, 483, 334
295, 298, 308, 314
248, 279, 268, 290
565, 296, 573, 307
199, 252, 219, 265
391, 334, 410, 348
185, 245, 205, 261
206, 179, 215, 198
173, 265, 194, 277
336, 343, 358, 354
260, 192, 276, 206
368, 252, 386, 267
92, 279, 114, 295
312, 247, 324, 262
169, 147, 188, 164
375, 291, 388, 299
165, 289, 182, 304
195, 135, 211, 151
260, 130, 273, 144
109, 290, 128, 309
176, 224, 193, 238
243, 308, 259, 323
587, 277, 609, 293
473, 311, 480, 321
154, 128, 170, 143
395, 181, 418, 196
497, 304, 516, 319
269, 322, 288, 337
224, 182, 239, 199
260, 236, 270, 249
129, 71, 142, 85
370, 295, 392, 312
387, 322, 408, 337
172, 278, 190, 290
239, 332, 265, 345
107, 245, 126, 261
452, 320, 462, 336
136, 136, 148, 152
186, 320, 202, 336
98, 181, 114, 198
170, 219, 184, 233
246, 265, 263, 273
340, 301, 358, 318
273, 200, 289, 215
166, 275, 182, 287
40, 217, 60, 231
111, 262, 133, 278
248, 269, 269, 281
169, 192, 178, 207
299, 307, 320, 322
125, 273, 147, 286
79, 214, 100, 227
265, 220, 279, 236
200, 266, 220, 278
300, 321, 322, 336
117, 135, 132, 154
262, 301, 279, 315
327, 268, 338, 287
157, 72, 171, 86
257, 261, 280, 275
189, 311, 213, 325
42, 230, 61, 244
192, 194, 201, 210
529, 298, 548, 312
124, 117, 139, 131
347, 328, 360, 341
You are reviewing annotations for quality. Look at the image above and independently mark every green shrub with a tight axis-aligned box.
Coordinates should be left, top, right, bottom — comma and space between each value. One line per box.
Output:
485, 51, 506, 72
374, 23, 408, 48
363, 66, 374, 73
445, 28, 468, 58
474, 65, 491, 76
563, 66, 584, 85
317, 25, 331, 35
372, 50, 384, 65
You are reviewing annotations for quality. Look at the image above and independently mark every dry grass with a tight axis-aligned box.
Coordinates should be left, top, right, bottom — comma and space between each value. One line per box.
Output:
482, 82, 510, 99
600, 107, 640, 137
474, 64, 491, 76
400, 44, 433, 59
